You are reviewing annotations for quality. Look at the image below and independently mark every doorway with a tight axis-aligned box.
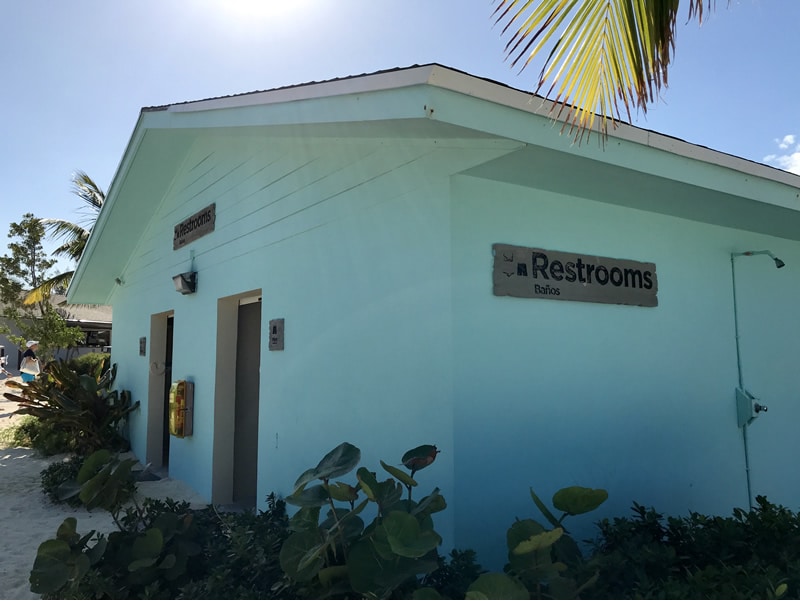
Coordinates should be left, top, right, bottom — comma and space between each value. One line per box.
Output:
161, 316, 174, 467
146, 310, 174, 470
233, 299, 261, 507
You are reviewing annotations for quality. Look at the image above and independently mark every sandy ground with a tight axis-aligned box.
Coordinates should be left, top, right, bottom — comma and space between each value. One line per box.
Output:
0, 376, 209, 600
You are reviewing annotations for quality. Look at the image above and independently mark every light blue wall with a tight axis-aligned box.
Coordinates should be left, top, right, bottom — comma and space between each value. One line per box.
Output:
450, 174, 800, 561
733, 249, 800, 503
104, 120, 800, 570
107, 133, 488, 550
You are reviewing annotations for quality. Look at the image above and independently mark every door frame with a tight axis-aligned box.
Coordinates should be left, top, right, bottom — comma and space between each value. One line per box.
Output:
211, 289, 262, 505
146, 310, 174, 469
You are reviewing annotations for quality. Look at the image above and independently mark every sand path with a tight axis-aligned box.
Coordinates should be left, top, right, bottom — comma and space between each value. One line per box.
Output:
0, 376, 207, 600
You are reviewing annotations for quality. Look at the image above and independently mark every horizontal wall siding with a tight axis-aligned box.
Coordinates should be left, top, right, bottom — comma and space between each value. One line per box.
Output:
110, 134, 516, 548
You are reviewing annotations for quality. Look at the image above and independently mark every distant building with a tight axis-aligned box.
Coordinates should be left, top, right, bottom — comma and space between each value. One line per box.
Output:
0, 295, 111, 373
68, 64, 800, 563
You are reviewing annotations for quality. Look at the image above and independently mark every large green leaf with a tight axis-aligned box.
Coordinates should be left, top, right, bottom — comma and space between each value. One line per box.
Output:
289, 506, 321, 532
506, 518, 550, 573
293, 443, 361, 491
382, 511, 441, 559
279, 530, 325, 582
356, 468, 403, 508
29, 539, 73, 594
530, 487, 561, 529
380, 460, 418, 487
55, 517, 80, 544
293, 468, 319, 493
131, 528, 164, 562
326, 481, 359, 503
78, 462, 114, 508
347, 539, 384, 596
356, 468, 379, 501
552, 486, 608, 515
467, 573, 530, 600
401, 444, 439, 474
77, 450, 112, 484
318, 565, 349, 588
512, 527, 563, 555
347, 538, 438, 597
314, 442, 361, 481
79, 373, 98, 395
506, 518, 545, 551
285, 484, 331, 508
320, 507, 364, 542
412, 488, 447, 516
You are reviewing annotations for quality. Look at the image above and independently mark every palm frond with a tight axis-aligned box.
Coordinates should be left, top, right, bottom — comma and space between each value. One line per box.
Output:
23, 271, 75, 305
39, 218, 90, 261
71, 170, 105, 213
493, 0, 715, 139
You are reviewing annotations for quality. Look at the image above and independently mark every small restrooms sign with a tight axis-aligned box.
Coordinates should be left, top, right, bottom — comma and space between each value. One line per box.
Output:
492, 243, 658, 307
174, 204, 216, 250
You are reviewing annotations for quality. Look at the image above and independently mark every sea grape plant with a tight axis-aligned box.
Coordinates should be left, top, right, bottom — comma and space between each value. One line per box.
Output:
279, 441, 446, 598
29, 453, 204, 597
467, 485, 608, 600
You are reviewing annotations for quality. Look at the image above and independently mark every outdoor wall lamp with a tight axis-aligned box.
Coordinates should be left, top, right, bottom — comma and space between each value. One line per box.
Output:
172, 271, 197, 295
730, 249, 786, 508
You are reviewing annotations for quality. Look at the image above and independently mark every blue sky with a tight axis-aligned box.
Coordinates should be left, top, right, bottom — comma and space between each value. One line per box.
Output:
1, 0, 797, 270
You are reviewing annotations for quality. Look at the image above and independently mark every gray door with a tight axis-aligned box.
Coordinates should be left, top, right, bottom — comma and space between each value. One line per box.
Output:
233, 300, 261, 507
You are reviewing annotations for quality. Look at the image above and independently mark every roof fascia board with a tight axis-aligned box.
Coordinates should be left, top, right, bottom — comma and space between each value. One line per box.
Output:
165, 64, 439, 114
141, 86, 434, 132
156, 64, 800, 195
422, 65, 800, 192
417, 81, 800, 211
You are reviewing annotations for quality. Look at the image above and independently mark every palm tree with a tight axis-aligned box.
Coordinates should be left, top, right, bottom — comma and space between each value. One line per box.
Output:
24, 171, 104, 304
493, 0, 714, 139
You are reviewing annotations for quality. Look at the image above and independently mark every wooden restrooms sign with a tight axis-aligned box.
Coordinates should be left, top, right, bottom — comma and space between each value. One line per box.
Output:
174, 203, 216, 250
493, 243, 658, 307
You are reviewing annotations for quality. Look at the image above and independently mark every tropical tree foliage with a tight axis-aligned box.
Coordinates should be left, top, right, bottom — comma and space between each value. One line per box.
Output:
24, 170, 105, 304
0, 214, 86, 361
493, 0, 716, 138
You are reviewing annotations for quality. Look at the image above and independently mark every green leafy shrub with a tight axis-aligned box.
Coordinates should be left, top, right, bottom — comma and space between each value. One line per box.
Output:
4, 362, 138, 456
418, 549, 486, 599
179, 494, 297, 600
32, 500, 207, 599
40, 455, 84, 507
10, 415, 75, 455
466, 485, 608, 600
66, 352, 111, 377
31, 488, 294, 599
587, 496, 794, 599
56, 450, 139, 523
279, 441, 446, 598
32, 453, 205, 600
0, 413, 37, 448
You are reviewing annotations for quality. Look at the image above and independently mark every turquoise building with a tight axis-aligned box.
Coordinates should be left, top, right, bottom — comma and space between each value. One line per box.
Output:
68, 64, 800, 561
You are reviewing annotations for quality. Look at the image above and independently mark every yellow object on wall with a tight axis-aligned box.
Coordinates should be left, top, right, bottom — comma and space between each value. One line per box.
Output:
168, 380, 194, 438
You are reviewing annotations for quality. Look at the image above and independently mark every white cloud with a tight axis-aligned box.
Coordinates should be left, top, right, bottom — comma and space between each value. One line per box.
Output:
763, 134, 800, 175
770, 152, 800, 175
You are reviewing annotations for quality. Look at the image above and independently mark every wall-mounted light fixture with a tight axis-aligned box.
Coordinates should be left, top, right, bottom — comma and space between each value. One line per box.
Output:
172, 271, 197, 295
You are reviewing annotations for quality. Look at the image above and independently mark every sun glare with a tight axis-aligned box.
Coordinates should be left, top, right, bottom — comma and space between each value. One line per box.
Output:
203, 0, 314, 24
